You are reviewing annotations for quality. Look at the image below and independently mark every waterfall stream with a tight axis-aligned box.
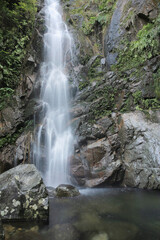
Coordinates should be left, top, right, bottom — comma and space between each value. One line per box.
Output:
33, 0, 74, 187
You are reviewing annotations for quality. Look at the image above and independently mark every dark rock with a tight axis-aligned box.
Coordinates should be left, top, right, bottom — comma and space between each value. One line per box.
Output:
0, 164, 49, 221
55, 184, 80, 198
0, 220, 4, 240
0, 0, 44, 173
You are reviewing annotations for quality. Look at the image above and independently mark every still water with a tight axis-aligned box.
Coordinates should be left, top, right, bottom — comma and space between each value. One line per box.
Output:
4, 188, 160, 240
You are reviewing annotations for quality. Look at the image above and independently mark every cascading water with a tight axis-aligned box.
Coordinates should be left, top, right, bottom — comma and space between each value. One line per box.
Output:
33, 0, 74, 187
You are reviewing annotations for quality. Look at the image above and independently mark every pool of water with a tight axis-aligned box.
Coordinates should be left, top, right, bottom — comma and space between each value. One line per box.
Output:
3, 188, 160, 240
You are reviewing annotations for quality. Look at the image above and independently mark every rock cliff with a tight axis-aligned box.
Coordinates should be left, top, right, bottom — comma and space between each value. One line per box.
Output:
0, 0, 160, 190
64, 0, 160, 189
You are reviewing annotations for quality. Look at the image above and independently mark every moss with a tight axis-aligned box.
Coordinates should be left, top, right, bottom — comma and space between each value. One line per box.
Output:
0, 120, 33, 149
86, 85, 117, 121
88, 56, 103, 80
79, 80, 90, 90
0, 0, 37, 89
114, 13, 160, 73
120, 94, 133, 113
132, 90, 160, 110
65, 0, 117, 58
0, 88, 14, 110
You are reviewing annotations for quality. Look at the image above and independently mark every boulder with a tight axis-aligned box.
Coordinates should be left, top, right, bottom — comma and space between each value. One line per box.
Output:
80, 138, 124, 187
0, 164, 49, 221
54, 184, 80, 198
119, 111, 160, 189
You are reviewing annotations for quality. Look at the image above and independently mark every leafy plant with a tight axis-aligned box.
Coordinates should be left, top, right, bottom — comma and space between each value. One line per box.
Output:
0, 0, 37, 90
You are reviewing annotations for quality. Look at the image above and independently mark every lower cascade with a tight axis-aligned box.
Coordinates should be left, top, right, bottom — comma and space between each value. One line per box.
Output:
33, 0, 74, 187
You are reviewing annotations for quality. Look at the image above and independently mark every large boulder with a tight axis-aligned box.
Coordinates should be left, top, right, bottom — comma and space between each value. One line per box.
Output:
119, 111, 160, 189
80, 137, 124, 187
0, 164, 49, 221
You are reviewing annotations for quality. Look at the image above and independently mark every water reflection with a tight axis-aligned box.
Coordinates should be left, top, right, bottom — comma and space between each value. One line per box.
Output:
4, 188, 160, 240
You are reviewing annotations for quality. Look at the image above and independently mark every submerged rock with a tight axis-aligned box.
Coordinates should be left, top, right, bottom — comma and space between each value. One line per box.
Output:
55, 184, 80, 198
91, 232, 109, 240
0, 164, 49, 221
47, 224, 79, 240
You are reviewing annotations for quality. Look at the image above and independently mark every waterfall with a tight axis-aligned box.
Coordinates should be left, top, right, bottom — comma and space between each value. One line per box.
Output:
33, 0, 74, 187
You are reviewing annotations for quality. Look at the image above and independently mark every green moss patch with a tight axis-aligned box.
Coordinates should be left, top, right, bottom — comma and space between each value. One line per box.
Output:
0, 0, 37, 89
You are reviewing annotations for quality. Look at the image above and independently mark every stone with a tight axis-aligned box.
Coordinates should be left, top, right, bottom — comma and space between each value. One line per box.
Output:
84, 139, 106, 167
104, 221, 139, 240
0, 164, 49, 221
85, 159, 123, 188
47, 186, 56, 197
70, 155, 86, 185
0, 106, 23, 137
54, 184, 80, 198
104, 0, 159, 68
119, 111, 160, 189
91, 232, 109, 240
48, 224, 79, 240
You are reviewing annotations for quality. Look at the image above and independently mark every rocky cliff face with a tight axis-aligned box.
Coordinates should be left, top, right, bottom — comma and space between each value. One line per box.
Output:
0, 0, 44, 173
64, 0, 160, 189
0, 0, 160, 190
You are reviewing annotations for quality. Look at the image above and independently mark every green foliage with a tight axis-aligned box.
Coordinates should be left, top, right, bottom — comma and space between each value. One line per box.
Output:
0, 120, 33, 149
133, 90, 142, 105
79, 80, 89, 91
88, 57, 103, 80
82, 16, 97, 35
0, 88, 14, 110
0, 0, 37, 89
86, 85, 117, 121
133, 90, 160, 110
69, 0, 117, 35
115, 13, 160, 72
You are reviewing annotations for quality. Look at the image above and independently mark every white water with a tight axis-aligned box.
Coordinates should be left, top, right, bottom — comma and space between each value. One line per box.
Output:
33, 0, 74, 187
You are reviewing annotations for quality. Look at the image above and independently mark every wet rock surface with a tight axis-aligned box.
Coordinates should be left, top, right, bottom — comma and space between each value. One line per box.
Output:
47, 224, 80, 240
0, 164, 49, 221
54, 184, 80, 198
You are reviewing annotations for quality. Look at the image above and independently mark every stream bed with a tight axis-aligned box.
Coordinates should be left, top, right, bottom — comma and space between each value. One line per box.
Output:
3, 188, 160, 240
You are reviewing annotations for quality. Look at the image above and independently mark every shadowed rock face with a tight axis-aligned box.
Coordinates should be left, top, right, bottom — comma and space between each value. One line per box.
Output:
0, 164, 49, 221
0, 220, 4, 240
0, 0, 45, 172
104, 0, 159, 68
